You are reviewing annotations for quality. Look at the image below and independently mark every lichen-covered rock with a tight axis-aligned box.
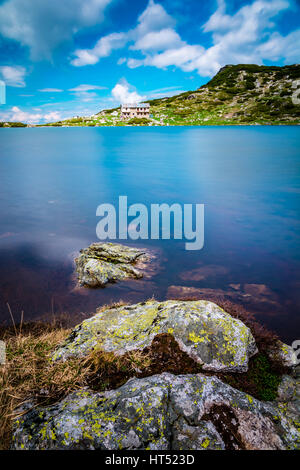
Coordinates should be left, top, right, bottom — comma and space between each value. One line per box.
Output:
172, 419, 225, 450
277, 375, 297, 402
52, 300, 257, 372
12, 373, 300, 450
276, 375, 300, 423
267, 341, 298, 369
75, 242, 148, 287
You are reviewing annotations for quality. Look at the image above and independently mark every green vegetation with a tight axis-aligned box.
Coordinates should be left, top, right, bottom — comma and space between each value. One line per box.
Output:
223, 353, 282, 402
0, 121, 27, 128
248, 354, 282, 401
127, 117, 151, 125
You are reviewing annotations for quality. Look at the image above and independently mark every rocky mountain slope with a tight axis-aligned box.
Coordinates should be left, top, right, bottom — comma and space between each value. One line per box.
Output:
147, 64, 300, 125
39, 64, 300, 127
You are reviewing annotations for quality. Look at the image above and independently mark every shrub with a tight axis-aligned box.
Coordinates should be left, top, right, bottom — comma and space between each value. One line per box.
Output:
127, 117, 151, 125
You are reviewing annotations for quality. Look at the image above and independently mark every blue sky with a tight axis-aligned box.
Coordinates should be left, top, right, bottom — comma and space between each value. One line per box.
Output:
0, 0, 299, 123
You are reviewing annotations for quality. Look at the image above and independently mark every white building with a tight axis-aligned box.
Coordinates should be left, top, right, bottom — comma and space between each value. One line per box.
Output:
121, 103, 150, 119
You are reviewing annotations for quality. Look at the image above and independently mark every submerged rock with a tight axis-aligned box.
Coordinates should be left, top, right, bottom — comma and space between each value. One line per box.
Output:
11, 373, 300, 450
167, 283, 280, 308
75, 242, 150, 287
52, 300, 257, 372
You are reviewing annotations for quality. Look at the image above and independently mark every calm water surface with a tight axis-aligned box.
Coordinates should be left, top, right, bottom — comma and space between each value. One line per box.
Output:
0, 126, 299, 342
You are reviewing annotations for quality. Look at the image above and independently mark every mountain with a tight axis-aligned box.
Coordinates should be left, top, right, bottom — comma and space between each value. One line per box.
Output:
40, 64, 300, 127
145, 64, 300, 125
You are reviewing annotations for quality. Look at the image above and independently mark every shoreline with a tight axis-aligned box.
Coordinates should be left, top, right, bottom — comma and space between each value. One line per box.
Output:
1, 122, 300, 128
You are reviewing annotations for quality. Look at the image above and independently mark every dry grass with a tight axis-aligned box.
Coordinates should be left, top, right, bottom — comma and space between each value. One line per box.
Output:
96, 300, 128, 313
0, 324, 82, 449
0, 314, 151, 450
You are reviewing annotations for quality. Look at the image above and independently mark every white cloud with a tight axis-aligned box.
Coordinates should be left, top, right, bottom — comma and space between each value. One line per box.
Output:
111, 80, 144, 104
69, 84, 106, 92
70, 0, 176, 66
189, 0, 292, 76
125, 0, 299, 77
140, 44, 205, 70
39, 88, 63, 92
0, 106, 63, 123
0, 65, 26, 87
68, 83, 107, 102
43, 111, 62, 122
71, 32, 127, 66
131, 28, 182, 52
256, 29, 300, 63
133, 0, 175, 37
0, 106, 42, 123
0, 0, 113, 59
75, 92, 99, 102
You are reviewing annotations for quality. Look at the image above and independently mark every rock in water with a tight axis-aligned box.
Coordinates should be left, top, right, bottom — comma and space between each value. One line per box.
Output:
75, 242, 148, 287
11, 373, 300, 450
52, 300, 257, 372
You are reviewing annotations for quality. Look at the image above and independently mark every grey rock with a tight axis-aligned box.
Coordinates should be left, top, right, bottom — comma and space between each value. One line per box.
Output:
277, 375, 297, 402
52, 300, 257, 372
267, 341, 298, 368
12, 373, 300, 450
277, 375, 300, 423
172, 419, 225, 450
75, 242, 148, 287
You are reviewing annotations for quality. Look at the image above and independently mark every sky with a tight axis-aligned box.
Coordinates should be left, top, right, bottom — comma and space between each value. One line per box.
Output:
0, 0, 299, 123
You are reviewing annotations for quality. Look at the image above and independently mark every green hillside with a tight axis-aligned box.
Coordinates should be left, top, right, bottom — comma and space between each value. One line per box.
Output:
145, 64, 300, 125
39, 64, 300, 127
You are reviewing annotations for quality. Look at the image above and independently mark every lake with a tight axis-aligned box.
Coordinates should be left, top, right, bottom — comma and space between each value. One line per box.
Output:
0, 126, 299, 343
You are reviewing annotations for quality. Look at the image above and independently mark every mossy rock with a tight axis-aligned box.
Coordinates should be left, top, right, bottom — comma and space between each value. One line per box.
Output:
53, 300, 257, 372
12, 372, 300, 450
75, 242, 148, 287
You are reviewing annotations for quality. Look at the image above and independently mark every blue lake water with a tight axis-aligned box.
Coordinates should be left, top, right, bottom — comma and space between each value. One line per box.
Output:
0, 126, 299, 342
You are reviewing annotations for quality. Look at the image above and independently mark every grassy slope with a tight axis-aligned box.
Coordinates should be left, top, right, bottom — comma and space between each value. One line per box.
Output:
41, 64, 300, 127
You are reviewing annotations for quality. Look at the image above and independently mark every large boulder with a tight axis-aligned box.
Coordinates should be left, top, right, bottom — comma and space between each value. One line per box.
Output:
52, 300, 257, 372
11, 373, 300, 450
75, 242, 149, 287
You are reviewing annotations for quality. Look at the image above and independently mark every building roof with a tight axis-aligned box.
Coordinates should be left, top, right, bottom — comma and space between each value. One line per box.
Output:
121, 103, 150, 108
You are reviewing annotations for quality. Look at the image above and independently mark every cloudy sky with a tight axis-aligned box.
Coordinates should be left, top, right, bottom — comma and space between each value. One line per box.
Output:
0, 0, 299, 123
